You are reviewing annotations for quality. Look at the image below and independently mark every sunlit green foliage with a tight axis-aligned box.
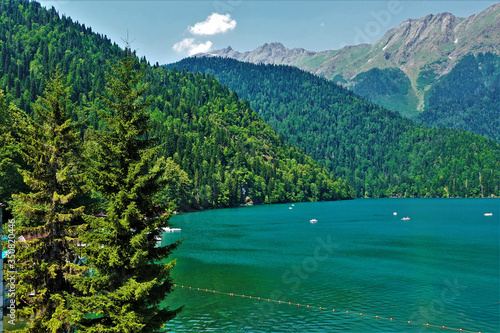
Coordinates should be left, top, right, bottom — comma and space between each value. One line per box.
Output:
0, 90, 26, 204
69, 49, 181, 333
0, 0, 353, 208
10, 72, 87, 332
147, 68, 353, 207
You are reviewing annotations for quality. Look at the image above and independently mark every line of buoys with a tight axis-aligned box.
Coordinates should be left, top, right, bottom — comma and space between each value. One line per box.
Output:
173, 284, 483, 332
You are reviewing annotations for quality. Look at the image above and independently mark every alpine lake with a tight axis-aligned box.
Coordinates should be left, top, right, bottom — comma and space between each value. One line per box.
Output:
160, 198, 499, 332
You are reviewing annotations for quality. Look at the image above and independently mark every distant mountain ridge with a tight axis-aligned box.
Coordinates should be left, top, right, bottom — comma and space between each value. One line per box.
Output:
197, 3, 500, 120
204, 43, 315, 65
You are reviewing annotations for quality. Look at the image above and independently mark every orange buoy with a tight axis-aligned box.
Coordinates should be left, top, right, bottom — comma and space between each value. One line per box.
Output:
408, 321, 411, 324
346, 311, 349, 314
376, 316, 379, 319
307, 305, 310, 308
390, 318, 393, 321
289, 302, 291, 305
249, 296, 252, 299
332, 309, 335, 312
319, 307, 322, 310
427, 324, 429, 327
442, 326, 445, 330
242, 295, 245, 298
360, 313, 363, 316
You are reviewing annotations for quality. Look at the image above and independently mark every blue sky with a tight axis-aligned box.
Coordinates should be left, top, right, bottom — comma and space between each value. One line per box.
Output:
38, 1, 499, 65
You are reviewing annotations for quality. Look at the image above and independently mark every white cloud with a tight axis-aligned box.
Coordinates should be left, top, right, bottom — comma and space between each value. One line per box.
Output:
188, 13, 237, 36
173, 38, 213, 56
172, 13, 235, 57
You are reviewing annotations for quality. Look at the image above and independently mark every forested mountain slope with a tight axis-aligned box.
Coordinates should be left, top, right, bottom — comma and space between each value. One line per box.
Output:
167, 57, 500, 198
0, 0, 353, 207
417, 53, 500, 142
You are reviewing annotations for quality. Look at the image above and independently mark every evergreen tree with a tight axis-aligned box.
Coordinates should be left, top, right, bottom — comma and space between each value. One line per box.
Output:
11, 72, 87, 332
70, 49, 182, 333
0, 90, 26, 204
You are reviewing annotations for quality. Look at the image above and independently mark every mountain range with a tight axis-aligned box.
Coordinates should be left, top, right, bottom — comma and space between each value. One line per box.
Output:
198, 3, 500, 132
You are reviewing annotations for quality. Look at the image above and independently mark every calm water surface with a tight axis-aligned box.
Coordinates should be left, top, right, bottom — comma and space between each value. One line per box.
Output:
161, 199, 500, 332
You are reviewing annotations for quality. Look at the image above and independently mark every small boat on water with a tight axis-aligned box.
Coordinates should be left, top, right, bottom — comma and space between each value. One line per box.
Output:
151, 227, 181, 241
393, 212, 397, 216
162, 227, 182, 232
484, 213, 493, 216
401, 217, 410, 221
310, 219, 318, 223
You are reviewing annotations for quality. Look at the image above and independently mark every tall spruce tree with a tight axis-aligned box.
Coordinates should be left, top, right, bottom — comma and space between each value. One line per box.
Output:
70, 49, 182, 332
0, 90, 26, 204
11, 72, 87, 332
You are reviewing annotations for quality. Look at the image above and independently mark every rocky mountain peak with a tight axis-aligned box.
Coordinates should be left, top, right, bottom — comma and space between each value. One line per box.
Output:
194, 3, 498, 103
197, 41, 315, 65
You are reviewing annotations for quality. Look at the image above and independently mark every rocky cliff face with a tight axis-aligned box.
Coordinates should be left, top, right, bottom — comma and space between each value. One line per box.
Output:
371, 4, 500, 77
196, 3, 500, 116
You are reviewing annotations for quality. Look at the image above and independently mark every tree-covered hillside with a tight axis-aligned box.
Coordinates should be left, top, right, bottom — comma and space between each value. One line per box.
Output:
167, 57, 500, 198
146, 69, 354, 207
350, 67, 419, 119
418, 53, 500, 142
425, 53, 499, 109
0, 0, 353, 208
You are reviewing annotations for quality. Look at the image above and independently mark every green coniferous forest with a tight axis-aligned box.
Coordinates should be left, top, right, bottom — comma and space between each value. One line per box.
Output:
418, 53, 500, 142
167, 57, 500, 198
0, 0, 354, 210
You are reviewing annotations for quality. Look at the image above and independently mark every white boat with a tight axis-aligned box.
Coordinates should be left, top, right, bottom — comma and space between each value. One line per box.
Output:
484, 213, 493, 216
401, 217, 410, 221
393, 212, 397, 216
162, 227, 182, 232
310, 219, 318, 223
289, 207, 293, 209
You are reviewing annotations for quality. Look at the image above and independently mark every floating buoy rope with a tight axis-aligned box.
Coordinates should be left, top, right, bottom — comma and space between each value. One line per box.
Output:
173, 284, 482, 333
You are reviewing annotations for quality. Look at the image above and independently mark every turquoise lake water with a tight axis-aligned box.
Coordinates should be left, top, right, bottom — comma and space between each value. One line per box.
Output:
161, 198, 500, 332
